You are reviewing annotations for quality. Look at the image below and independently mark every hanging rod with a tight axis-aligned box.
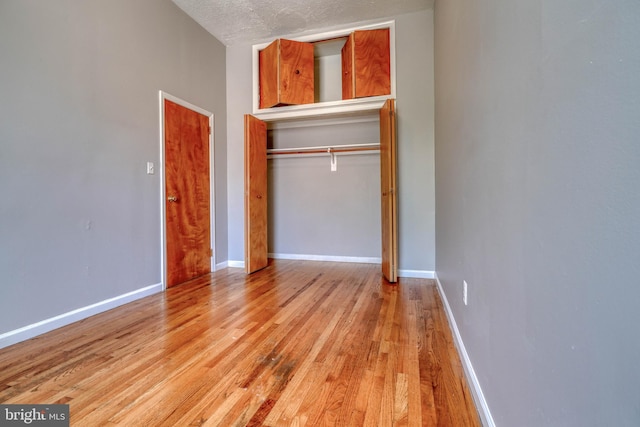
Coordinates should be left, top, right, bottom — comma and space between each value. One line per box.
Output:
267, 143, 380, 156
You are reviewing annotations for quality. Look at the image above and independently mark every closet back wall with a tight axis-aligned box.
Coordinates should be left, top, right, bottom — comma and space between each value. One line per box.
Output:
268, 122, 381, 260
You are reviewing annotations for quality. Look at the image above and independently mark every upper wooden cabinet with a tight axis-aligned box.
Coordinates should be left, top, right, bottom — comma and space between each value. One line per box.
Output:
259, 39, 315, 109
342, 29, 391, 100
252, 21, 396, 121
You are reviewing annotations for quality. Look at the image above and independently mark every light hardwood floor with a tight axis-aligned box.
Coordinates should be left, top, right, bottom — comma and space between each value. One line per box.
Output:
0, 260, 480, 426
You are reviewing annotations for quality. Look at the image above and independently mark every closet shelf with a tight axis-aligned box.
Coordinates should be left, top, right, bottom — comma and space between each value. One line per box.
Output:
254, 96, 390, 123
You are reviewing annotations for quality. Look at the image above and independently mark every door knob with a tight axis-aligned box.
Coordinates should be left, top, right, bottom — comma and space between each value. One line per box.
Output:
168, 196, 178, 202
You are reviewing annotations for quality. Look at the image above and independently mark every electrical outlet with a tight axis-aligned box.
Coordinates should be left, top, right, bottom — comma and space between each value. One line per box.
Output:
147, 162, 155, 175
463, 280, 468, 306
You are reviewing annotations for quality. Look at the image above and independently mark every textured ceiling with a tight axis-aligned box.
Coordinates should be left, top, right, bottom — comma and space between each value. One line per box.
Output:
172, 0, 433, 46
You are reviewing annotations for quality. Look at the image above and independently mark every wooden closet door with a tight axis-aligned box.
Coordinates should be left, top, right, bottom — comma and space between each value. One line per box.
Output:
380, 99, 398, 283
244, 115, 269, 274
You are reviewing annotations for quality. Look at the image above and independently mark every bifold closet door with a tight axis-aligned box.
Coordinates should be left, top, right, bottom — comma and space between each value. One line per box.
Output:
380, 99, 398, 283
244, 115, 268, 274
244, 102, 396, 280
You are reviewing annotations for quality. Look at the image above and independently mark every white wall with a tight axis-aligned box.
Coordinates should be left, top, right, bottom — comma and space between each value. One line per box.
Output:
434, 0, 640, 425
0, 0, 227, 346
226, 10, 435, 273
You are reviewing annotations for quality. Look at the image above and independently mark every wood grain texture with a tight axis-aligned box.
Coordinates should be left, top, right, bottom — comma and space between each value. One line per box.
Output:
352, 29, 391, 99
279, 39, 314, 106
259, 40, 280, 109
164, 99, 211, 287
0, 261, 480, 426
244, 115, 268, 274
380, 99, 398, 283
259, 39, 314, 108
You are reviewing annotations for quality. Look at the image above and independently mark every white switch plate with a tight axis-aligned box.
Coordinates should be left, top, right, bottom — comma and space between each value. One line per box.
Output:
147, 162, 155, 175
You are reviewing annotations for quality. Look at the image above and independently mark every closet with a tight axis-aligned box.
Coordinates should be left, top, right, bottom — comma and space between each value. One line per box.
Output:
244, 21, 398, 282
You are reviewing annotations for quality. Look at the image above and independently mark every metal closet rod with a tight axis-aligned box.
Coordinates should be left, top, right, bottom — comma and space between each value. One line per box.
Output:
267, 143, 380, 156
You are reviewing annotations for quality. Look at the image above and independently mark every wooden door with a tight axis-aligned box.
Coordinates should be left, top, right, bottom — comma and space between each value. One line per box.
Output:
380, 99, 398, 283
164, 99, 211, 287
244, 115, 269, 274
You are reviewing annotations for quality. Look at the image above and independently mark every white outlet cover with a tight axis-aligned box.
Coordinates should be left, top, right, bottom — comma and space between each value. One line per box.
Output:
463, 280, 468, 305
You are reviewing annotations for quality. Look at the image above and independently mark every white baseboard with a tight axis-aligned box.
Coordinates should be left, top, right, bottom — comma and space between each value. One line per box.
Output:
215, 260, 229, 270
0, 283, 163, 350
224, 258, 435, 280
269, 253, 382, 264
398, 269, 435, 279
434, 274, 495, 427
227, 260, 245, 269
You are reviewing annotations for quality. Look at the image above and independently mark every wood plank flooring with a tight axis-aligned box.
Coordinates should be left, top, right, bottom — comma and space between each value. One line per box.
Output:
0, 260, 480, 426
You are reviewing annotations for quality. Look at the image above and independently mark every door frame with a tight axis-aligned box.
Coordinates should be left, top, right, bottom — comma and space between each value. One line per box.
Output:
159, 91, 216, 290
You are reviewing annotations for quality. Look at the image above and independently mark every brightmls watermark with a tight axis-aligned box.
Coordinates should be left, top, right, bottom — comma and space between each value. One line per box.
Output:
0, 405, 69, 426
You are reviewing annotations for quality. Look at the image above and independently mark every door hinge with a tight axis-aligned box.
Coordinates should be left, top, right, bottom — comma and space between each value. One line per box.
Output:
208, 126, 212, 135
208, 248, 213, 257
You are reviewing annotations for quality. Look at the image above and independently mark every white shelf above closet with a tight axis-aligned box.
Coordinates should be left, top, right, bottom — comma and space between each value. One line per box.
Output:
251, 20, 396, 123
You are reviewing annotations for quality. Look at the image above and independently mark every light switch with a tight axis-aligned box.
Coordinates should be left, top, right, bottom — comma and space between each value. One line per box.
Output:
147, 162, 155, 175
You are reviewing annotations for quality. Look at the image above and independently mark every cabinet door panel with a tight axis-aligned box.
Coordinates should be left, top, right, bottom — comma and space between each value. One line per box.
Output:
279, 39, 314, 106
342, 29, 391, 100
380, 99, 397, 283
244, 115, 268, 274
341, 34, 354, 100
354, 29, 391, 98
259, 39, 314, 109
259, 40, 280, 109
